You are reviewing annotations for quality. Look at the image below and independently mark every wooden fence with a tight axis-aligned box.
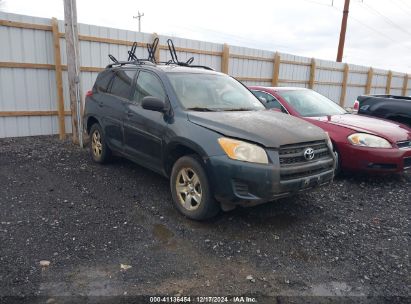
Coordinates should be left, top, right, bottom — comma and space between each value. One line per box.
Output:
0, 12, 409, 138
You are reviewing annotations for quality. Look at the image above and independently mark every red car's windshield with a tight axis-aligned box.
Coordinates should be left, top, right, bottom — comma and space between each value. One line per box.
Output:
278, 90, 346, 117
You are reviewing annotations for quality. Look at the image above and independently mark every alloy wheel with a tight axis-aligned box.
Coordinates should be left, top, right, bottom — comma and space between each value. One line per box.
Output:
175, 168, 202, 211
91, 130, 102, 158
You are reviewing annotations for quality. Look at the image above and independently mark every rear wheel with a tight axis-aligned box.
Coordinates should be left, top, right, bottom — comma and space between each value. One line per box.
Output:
170, 155, 220, 220
89, 123, 111, 163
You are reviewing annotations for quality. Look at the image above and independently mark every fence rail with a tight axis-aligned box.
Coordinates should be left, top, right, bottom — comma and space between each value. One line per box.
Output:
0, 12, 410, 138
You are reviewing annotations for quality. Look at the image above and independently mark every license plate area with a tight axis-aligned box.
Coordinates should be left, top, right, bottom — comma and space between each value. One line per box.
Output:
301, 176, 322, 188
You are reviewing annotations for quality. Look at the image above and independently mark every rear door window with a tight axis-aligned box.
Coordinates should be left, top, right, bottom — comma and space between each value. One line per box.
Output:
109, 70, 136, 99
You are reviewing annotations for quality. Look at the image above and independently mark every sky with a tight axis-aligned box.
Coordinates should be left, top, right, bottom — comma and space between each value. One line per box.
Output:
0, 0, 410, 73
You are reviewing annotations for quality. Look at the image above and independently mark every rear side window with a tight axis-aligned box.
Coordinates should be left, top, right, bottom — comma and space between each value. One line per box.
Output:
109, 70, 136, 99
134, 71, 166, 103
94, 70, 115, 93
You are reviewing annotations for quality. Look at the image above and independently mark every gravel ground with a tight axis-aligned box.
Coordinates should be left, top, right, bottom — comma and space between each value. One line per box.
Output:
0, 136, 410, 303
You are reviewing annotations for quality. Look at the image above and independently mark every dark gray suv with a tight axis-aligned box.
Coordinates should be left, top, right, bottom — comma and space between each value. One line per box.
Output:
84, 62, 335, 220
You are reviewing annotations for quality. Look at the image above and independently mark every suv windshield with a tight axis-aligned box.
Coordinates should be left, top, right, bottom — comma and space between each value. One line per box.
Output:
278, 90, 346, 117
167, 73, 265, 111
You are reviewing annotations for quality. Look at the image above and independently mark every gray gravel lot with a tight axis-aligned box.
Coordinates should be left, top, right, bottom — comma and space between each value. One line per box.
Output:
0, 136, 410, 303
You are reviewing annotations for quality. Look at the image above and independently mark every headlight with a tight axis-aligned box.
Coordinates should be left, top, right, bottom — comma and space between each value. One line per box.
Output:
218, 137, 269, 164
347, 133, 392, 148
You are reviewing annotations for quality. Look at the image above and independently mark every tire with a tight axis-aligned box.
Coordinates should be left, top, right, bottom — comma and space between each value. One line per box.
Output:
333, 148, 341, 176
89, 123, 111, 163
170, 155, 220, 220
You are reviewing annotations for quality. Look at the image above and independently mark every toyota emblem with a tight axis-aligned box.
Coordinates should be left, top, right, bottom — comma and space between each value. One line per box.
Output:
304, 148, 315, 160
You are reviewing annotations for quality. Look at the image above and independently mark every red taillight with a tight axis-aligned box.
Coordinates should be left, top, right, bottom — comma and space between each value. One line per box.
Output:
86, 90, 93, 97
353, 100, 359, 111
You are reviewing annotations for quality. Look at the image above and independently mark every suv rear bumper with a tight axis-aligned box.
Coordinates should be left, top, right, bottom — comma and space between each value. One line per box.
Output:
205, 154, 334, 207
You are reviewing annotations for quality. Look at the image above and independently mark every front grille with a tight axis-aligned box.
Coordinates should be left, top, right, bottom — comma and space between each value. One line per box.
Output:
279, 140, 334, 181
279, 140, 331, 166
404, 157, 411, 169
397, 140, 411, 149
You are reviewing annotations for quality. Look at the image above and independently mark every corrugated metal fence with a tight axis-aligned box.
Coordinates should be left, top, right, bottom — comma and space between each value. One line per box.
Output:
0, 12, 410, 138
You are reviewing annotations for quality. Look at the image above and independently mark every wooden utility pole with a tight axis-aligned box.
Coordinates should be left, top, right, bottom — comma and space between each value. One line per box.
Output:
63, 0, 83, 146
336, 0, 350, 62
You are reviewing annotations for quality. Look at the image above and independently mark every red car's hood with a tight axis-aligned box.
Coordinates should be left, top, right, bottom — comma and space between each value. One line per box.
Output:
307, 114, 411, 142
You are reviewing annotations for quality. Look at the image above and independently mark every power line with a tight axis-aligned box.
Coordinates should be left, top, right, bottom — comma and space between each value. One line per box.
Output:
299, 0, 333, 8
329, 5, 411, 51
294, 0, 411, 52
397, 0, 411, 10
392, 0, 411, 14
348, 15, 399, 44
359, 1, 411, 38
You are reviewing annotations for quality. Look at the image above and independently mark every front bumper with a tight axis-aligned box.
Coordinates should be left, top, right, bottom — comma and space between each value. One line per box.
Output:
339, 143, 411, 173
205, 152, 334, 207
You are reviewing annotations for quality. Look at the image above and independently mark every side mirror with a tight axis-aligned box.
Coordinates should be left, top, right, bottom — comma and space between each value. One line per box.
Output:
142, 96, 166, 112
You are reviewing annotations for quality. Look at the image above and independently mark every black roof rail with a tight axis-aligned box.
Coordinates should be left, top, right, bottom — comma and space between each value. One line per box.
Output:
106, 59, 155, 69
164, 63, 214, 71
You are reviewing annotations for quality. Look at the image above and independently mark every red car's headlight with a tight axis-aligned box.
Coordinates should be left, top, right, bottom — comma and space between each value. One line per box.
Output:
348, 133, 392, 149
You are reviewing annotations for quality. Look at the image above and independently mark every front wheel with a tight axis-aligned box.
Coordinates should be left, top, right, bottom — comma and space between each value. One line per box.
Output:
89, 123, 111, 163
170, 155, 220, 220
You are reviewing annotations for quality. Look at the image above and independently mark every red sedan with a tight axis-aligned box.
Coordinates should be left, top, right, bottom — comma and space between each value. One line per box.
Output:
249, 86, 411, 174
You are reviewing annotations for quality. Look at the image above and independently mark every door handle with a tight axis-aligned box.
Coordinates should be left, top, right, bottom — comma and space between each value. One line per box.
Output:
125, 110, 133, 117
98, 101, 103, 107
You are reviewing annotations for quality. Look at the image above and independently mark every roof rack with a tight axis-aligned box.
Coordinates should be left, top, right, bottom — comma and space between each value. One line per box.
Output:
160, 39, 214, 70
105, 38, 214, 71
106, 59, 155, 69
147, 38, 159, 63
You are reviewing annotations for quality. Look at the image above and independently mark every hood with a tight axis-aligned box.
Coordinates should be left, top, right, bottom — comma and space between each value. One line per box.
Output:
309, 114, 411, 142
187, 110, 327, 148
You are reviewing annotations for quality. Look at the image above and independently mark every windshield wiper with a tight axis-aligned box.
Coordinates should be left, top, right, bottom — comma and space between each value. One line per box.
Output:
186, 107, 218, 112
221, 108, 255, 111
